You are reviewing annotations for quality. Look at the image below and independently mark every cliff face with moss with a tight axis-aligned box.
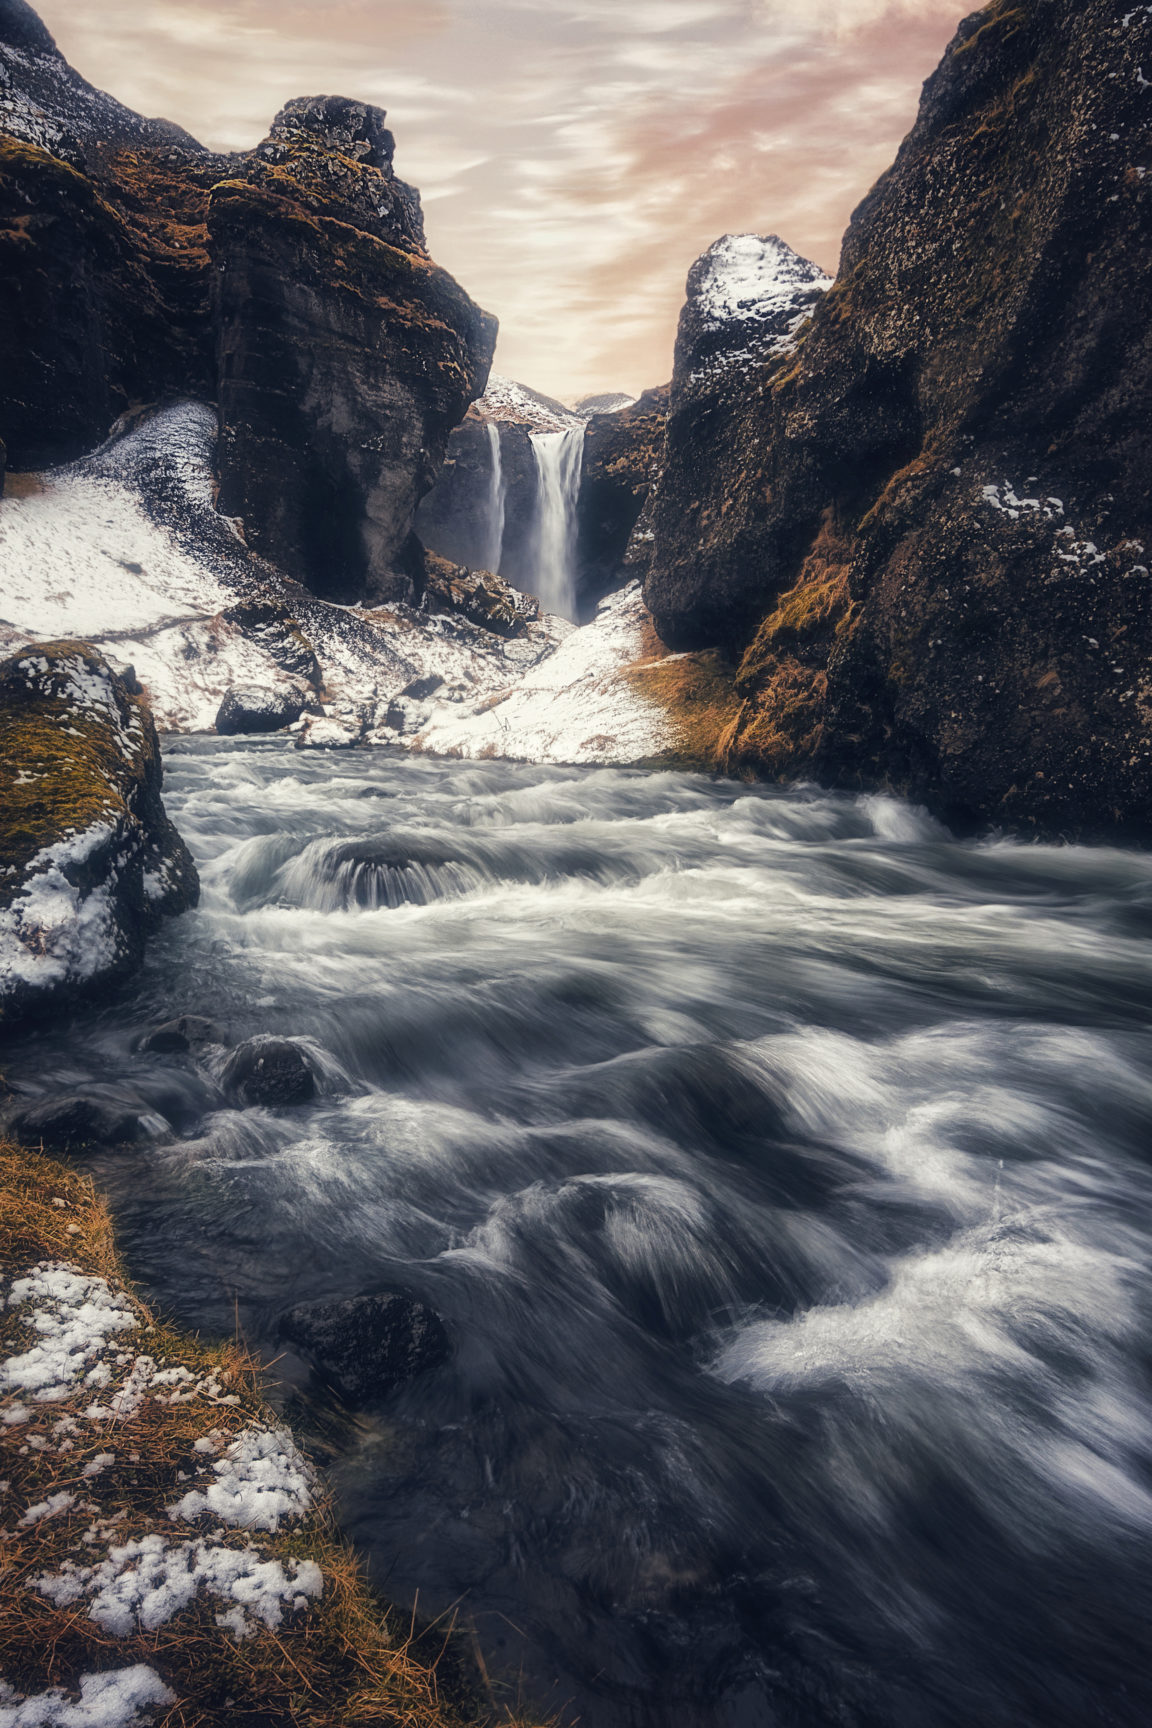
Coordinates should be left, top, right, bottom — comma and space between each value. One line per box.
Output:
644, 0, 1152, 838
576, 386, 669, 613
0, 0, 495, 602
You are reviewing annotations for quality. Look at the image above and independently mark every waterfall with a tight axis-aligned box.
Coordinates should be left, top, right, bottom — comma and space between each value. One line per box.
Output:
529, 425, 585, 621
484, 421, 506, 575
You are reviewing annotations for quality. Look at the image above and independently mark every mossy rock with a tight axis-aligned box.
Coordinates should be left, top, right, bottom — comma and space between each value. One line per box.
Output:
0, 642, 198, 1024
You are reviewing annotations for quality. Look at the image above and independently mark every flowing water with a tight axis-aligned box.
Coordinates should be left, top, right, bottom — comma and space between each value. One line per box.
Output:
7, 739, 1152, 1728
484, 421, 507, 577
529, 427, 585, 621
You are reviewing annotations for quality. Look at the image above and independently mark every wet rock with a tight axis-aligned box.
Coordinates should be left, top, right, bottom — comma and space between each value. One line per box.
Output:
7, 1092, 143, 1153
215, 685, 308, 737
138, 1014, 225, 1055
280, 1291, 450, 1404
221, 1038, 317, 1108
419, 550, 539, 640
0, 643, 199, 1025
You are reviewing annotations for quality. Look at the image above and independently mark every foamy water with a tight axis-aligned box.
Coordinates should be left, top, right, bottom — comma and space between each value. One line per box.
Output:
7, 740, 1152, 1726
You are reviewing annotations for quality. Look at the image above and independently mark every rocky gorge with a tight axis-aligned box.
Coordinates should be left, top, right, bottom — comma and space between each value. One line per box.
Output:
2, 0, 1152, 1724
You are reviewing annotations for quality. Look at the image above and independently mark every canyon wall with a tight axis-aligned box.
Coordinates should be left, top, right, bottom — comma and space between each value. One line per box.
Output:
0, 0, 495, 602
644, 0, 1152, 838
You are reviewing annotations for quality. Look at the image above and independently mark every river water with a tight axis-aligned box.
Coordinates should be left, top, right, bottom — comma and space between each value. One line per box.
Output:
7, 738, 1152, 1727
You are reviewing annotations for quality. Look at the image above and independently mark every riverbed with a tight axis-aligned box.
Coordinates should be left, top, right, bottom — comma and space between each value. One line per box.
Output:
6, 738, 1152, 1727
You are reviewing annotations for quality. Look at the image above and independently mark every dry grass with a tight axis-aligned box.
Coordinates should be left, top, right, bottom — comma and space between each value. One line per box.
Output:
0, 1141, 544, 1728
625, 618, 742, 773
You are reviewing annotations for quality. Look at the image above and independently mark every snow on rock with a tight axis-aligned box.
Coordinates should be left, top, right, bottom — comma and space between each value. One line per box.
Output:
474, 375, 585, 434
35, 1533, 323, 1639
693, 234, 832, 332
0, 1666, 175, 1728
412, 584, 673, 766
684, 234, 832, 385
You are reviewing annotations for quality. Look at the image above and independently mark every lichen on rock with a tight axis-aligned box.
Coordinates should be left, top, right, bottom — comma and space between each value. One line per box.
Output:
0, 642, 198, 1023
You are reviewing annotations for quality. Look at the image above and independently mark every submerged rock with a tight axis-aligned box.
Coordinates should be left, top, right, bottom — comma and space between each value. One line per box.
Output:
7, 1092, 144, 1153
0, 643, 199, 1024
138, 1014, 226, 1055
280, 1291, 450, 1405
221, 1038, 317, 1108
215, 685, 309, 737
644, 0, 1152, 840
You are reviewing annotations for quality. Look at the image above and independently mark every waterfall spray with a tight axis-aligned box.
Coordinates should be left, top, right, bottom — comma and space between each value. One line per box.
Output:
529, 426, 585, 621
484, 421, 506, 575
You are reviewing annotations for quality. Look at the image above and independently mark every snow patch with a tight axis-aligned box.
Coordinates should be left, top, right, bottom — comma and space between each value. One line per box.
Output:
35, 1533, 322, 1639
412, 584, 673, 766
167, 1426, 313, 1532
0, 1667, 174, 1728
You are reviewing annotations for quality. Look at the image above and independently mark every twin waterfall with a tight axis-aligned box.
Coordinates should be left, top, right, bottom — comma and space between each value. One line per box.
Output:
481, 421, 586, 624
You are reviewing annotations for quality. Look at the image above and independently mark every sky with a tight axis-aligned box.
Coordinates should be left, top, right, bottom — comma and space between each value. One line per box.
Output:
35, 0, 964, 402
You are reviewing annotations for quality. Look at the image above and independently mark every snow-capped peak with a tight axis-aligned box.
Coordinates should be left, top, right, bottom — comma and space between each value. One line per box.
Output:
691, 234, 832, 333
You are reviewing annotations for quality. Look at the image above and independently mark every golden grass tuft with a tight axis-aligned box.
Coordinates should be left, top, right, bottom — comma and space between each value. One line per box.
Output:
625, 616, 743, 773
0, 1140, 545, 1728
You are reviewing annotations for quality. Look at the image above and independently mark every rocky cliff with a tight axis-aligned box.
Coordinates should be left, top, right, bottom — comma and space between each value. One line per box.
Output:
576, 385, 669, 613
644, 0, 1152, 839
0, 0, 495, 602
0, 643, 198, 1023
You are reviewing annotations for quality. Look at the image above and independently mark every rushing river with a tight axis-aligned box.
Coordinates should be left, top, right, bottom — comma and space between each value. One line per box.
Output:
7, 738, 1152, 1727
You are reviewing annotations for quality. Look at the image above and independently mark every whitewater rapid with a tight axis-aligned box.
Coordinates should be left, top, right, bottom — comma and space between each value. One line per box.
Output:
5, 741, 1152, 1727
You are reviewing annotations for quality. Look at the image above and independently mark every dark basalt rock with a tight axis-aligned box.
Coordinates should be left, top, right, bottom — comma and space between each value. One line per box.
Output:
280, 1290, 450, 1405
138, 1014, 225, 1055
419, 549, 539, 639
215, 685, 309, 737
644, 0, 1152, 841
0, 11, 496, 595
221, 1038, 317, 1108
0, 643, 199, 1024
575, 385, 669, 614
7, 1093, 144, 1154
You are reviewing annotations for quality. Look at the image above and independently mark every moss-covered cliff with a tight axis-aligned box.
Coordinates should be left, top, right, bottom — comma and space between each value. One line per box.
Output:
0, 2, 496, 603
644, 0, 1152, 838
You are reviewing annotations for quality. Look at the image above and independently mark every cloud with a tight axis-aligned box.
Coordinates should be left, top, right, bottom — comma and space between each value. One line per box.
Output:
34, 0, 961, 399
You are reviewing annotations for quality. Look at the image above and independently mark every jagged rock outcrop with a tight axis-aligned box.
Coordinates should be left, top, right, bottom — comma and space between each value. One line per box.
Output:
0, 1, 496, 601
645, 0, 1152, 839
0, 642, 199, 1023
576, 386, 669, 613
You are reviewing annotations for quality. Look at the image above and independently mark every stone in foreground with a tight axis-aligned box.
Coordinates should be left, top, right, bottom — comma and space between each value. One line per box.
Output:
0, 643, 199, 1023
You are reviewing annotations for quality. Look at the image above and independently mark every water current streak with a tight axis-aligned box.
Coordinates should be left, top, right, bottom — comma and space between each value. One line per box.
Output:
6, 740, 1152, 1728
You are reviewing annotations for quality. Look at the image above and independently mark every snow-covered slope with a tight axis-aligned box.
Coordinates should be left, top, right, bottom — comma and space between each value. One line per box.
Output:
0, 404, 667, 764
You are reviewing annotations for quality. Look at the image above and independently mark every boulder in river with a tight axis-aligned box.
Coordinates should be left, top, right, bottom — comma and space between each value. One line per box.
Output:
138, 1014, 226, 1055
280, 1290, 450, 1404
215, 685, 309, 737
7, 1092, 144, 1154
221, 1037, 317, 1108
0, 643, 199, 1024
